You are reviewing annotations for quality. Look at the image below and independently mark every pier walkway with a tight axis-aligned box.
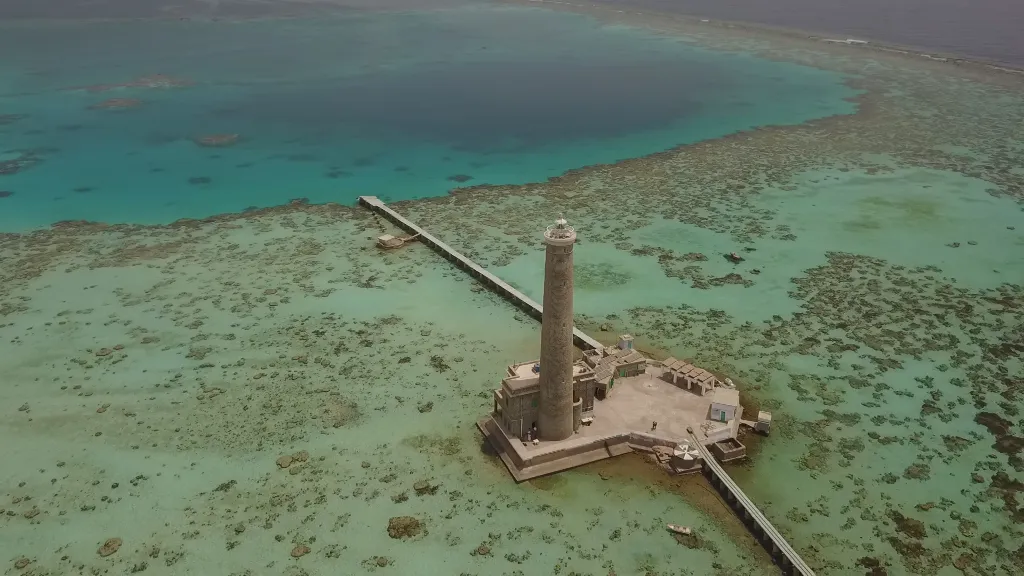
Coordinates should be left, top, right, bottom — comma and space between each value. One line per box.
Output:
689, 429, 816, 576
358, 196, 602, 351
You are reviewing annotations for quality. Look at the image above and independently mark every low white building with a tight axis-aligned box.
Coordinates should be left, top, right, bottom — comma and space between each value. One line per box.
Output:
709, 388, 740, 423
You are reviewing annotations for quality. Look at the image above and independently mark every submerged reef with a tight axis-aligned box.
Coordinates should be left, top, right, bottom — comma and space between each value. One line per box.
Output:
0, 114, 29, 125
88, 98, 143, 110
70, 74, 193, 93
3, 5, 1024, 576
0, 151, 43, 176
0, 201, 773, 576
193, 134, 241, 147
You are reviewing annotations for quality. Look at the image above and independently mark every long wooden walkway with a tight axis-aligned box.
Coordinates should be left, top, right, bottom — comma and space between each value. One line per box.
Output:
688, 429, 816, 576
358, 196, 603, 351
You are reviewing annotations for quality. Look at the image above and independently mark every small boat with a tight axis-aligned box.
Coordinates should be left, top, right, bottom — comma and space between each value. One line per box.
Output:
725, 252, 744, 263
666, 524, 692, 535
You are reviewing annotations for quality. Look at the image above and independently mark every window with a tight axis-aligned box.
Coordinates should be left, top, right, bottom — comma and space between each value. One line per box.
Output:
531, 397, 538, 408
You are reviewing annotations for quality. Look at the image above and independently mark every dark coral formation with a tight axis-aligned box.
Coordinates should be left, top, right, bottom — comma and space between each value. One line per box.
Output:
88, 98, 143, 110
975, 412, 1024, 463
0, 114, 29, 125
193, 134, 240, 147
0, 151, 42, 176
72, 74, 193, 93
386, 516, 423, 539
96, 538, 122, 557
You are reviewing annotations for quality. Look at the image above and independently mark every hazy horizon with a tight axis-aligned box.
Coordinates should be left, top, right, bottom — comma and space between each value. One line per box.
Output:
2, 0, 1023, 67
0, 0, 474, 20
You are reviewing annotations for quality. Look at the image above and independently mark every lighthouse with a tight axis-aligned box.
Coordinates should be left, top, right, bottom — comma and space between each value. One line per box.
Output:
537, 215, 577, 441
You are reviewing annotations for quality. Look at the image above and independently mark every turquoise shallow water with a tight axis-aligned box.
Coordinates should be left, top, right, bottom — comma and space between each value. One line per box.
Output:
496, 166, 1024, 319
0, 215, 773, 575
0, 6, 856, 230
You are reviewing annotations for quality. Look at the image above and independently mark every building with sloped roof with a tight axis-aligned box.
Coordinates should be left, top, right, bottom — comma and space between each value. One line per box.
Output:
582, 335, 648, 399
661, 356, 720, 396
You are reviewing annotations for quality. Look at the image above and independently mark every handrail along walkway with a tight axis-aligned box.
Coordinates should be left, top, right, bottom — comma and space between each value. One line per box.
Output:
358, 196, 602, 351
689, 430, 816, 576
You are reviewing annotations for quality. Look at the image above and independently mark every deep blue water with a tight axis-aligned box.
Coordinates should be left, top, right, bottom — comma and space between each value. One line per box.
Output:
2, 0, 1021, 68
0, 6, 857, 230
590, 0, 1024, 68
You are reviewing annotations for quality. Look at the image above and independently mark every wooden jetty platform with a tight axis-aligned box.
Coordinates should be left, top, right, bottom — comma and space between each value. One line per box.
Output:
377, 232, 420, 249
358, 196, 603, 351
688, 428, 816, 576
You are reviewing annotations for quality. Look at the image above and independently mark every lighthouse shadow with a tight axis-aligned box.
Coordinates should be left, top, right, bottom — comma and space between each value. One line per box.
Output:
477, 435, 499, 458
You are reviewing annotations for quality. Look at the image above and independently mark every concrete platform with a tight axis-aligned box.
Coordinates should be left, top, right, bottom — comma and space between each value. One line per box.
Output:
478, 367, 741, 481
590, 367, 735, 442
478, 417, 636, 481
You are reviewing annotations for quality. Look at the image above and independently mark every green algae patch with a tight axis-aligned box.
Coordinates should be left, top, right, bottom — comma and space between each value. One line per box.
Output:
574, 262, 633, 290
402, 434, 463, 457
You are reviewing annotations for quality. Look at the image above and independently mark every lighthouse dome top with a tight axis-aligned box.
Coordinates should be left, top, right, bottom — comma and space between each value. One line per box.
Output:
544, 214, 577, 246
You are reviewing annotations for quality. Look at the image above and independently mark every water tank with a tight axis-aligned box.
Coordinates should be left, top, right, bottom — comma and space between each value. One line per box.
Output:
671, 440, 702, 473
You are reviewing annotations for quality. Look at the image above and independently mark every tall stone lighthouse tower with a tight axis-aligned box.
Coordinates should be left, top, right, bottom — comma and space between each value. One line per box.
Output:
537, 215, 577, 441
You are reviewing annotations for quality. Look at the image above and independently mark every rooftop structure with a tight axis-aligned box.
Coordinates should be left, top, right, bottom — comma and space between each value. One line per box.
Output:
583, 335, 647, 398
492, 360, 596, 440
671, 439, 702, 473
481, 363, 749, 481
661, 356, 720, 396
710, 387, 740, 422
